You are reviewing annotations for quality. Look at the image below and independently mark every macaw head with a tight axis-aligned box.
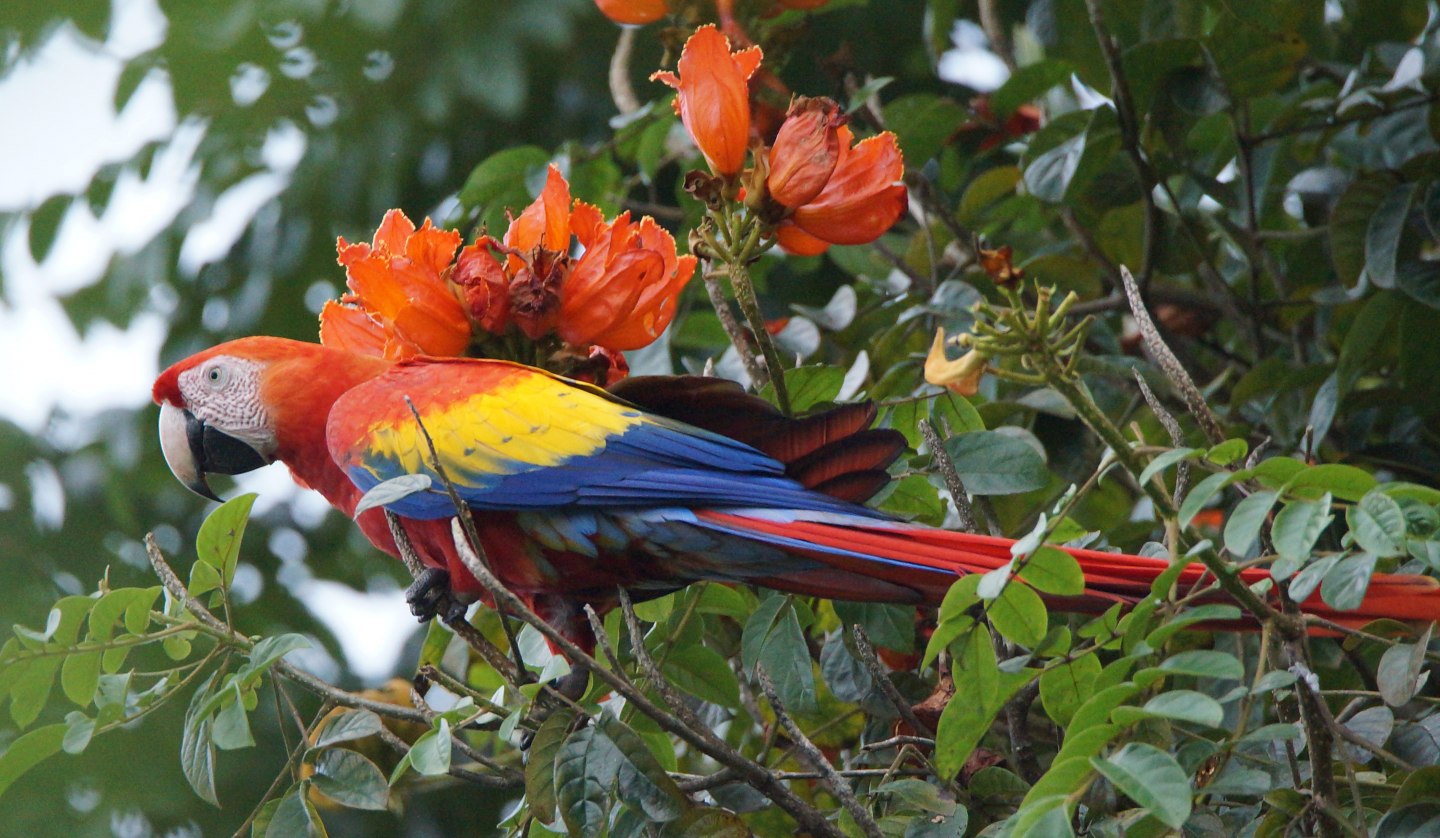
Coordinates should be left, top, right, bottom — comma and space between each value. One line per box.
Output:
152, 336, 388, 500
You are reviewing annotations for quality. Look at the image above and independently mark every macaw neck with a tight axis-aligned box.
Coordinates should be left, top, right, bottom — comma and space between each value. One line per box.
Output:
262, 347, 392, 515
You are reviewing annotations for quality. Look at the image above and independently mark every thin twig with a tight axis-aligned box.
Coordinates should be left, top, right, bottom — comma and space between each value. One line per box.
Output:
384, 510, 523, 684
446, 521, 845, 838
1120, 265, 1226, 445
757, 666, 885, 838
1132, 369, 1189, 505
608, 27, 639, 115
851, 625, 932, 738
401, 396, 530, 680
145, 533, 433, 726
919, 417, 977, 533
704, 269, 768, 386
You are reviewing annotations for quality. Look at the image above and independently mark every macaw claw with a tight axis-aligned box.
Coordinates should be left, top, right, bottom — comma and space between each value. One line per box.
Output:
405, 567, 468, 624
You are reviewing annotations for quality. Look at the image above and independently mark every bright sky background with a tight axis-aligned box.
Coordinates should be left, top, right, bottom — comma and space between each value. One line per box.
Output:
0, 0, 417, 681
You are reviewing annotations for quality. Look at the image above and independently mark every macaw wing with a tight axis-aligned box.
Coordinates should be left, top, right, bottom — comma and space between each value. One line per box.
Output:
326, 357, 859, 519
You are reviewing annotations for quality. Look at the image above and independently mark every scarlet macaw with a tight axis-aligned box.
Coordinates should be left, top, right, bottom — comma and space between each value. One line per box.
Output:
152, 337, 1440, 643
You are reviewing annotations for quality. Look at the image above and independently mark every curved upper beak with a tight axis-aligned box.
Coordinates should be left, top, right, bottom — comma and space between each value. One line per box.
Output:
158, 403, 270, 501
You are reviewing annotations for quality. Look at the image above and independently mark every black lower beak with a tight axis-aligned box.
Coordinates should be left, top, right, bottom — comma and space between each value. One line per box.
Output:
158, 404, 270, 502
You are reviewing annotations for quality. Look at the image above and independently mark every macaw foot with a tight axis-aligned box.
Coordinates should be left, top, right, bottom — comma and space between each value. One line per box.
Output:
405, 568, 469, 624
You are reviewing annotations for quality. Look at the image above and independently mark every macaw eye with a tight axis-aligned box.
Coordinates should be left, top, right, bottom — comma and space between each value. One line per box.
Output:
205, 365, 229, 389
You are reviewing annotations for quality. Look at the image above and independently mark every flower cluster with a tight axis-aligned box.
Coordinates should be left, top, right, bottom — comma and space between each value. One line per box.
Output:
451, 166, 695, 352
652, 25, 905, 255
318, 166, 694, 382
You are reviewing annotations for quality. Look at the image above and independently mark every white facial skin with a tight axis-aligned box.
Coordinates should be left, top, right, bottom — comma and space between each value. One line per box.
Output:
175, 356, 278, 457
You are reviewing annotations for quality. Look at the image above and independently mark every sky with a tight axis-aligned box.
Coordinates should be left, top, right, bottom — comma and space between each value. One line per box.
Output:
0, 0, 418, 680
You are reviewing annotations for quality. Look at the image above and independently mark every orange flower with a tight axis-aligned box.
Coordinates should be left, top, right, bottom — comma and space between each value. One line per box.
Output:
461, 165, 694, 352
595, 0, 668, 24
789, 125, 907, 247
766, 97, 844, 208
651, 25, 762, 177
773, 221, 831, 256
559, 203, 697, 350
321, 209, 469, 359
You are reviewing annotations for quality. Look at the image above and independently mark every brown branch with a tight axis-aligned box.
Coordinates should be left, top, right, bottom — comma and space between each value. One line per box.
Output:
756, 667, 885, 838
1120, 265, 1226, 445
144, 533, 433, 726
703, 269, 768, 386
383, 511, 523, 685
919, 417, 977, 534
851, 625, 932, 738
609, 26, 639, 115
446, 520, 846, 838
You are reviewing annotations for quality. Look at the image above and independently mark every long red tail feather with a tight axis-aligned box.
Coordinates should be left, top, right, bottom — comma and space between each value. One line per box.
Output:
700, 511, 1440, 630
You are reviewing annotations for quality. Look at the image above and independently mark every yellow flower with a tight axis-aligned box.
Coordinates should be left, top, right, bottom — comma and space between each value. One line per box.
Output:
924, 328, 986, 396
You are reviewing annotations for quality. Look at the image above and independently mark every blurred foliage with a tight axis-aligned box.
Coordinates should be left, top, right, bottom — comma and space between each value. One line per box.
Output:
4, 0, 1440, 835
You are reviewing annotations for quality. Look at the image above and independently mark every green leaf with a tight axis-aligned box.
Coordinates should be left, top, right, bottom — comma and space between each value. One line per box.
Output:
1339, 291, 1404, 390
9, 655, 60, 728
834, 601, 914, 652
1154, 649, 1244, 682
60, 650, 101, 707
883, 94, 968, 163
1283, 464, 1377, 502
768, 366, 844, 413
195, 492, 257, 591
596, 713, 686, 823
181, 674, 219, 805
1378, 625, 1431, 707
1271, 495, 1333, 570
62, 711, 95, 754
1224, 491, 1277, 557
1021, 546, 1084, 597
742, 596, 816, 714
989, 582, 1048, 648
265, 787, 327, 838
820, 632, 872, 704
406, 719, 452, 777
943, 431, 1049, 495
991, 59, 1074, 118
1138, 690, 1224, 727
1321, 552, 1376, 612
1145, 604, 1242, 648
1091, 743, 1192, 829
554, 725, 612, 838
212, 685, 255, 751
1178, 471, 1234, 529
1366, 183, 1418, 289
1138, 447, 1199, 486
1205, 439, 1248, 467
526, 709, 576, 823
1289, 553, 1341, 603
313, 709, 384, 748
1350, 490, 1408, 558
245, 634, 311, 680
353, 474, 433, 518
1039, 652, 1101, 727
0, 723, 66, 800
459, 145, 551, 231
311, 749, 390, 811
659, 808, 752, 838
662, 644, 741, 708
935, 627, 1031, 780
1023, 128, 1086, 203
1332, 175, 1403, 286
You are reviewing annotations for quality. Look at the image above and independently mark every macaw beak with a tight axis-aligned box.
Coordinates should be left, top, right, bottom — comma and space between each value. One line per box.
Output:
158, 403, 270, 502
